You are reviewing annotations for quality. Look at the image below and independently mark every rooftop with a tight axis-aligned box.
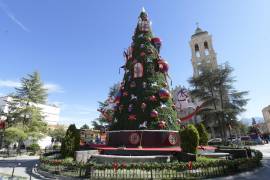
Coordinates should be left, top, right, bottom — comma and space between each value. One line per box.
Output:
191, 26, 208, 38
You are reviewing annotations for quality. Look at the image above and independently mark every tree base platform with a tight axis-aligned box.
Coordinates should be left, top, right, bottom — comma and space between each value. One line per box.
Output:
106, 130, 180, 148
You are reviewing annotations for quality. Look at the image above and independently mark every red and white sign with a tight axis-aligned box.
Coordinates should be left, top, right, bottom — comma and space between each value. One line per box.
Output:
128, 133, 140, 145
168, 133, 177, 145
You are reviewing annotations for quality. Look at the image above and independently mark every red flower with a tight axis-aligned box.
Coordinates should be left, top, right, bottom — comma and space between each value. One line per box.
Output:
113, 162, 119, 171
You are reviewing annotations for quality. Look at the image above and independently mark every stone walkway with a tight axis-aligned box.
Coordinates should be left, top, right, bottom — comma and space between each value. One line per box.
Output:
211, 144, 270, 180
0, 155, 49, 179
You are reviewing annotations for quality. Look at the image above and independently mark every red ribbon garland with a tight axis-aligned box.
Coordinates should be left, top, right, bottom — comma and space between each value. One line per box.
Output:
179, 105, 203, 122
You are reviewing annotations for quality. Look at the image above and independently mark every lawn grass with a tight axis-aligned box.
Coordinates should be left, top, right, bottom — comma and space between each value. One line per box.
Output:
197, 156, 219, 162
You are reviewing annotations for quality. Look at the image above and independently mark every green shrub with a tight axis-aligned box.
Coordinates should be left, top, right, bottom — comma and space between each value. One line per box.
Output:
61, 124, 80, 158
195, 123, 208, 145
180, 124, 199, 154
53, 144, 60, 150
63, 157, 74, 163
28, 143, 40, 154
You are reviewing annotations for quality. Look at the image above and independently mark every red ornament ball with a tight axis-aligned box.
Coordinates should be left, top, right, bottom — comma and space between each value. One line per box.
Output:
159, 88, 171, 101
158, 59, 169, 73
150, 109, 158, 119
151, 37, 162, 48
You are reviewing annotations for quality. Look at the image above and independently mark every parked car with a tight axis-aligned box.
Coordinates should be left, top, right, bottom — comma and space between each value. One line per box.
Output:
231, 136, 258, 146
249, 134, 264, 145
240, 136, 251, 141
208, 138, 222, 145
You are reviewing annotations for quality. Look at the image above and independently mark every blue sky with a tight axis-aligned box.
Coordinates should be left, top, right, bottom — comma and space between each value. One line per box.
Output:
0, 0, 269, 127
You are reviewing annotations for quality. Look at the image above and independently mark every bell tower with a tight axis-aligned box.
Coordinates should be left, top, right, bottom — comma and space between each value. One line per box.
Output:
189, 24, 218, 77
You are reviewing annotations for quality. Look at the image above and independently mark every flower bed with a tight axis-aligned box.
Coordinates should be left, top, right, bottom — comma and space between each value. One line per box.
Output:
39, 149, 262, 179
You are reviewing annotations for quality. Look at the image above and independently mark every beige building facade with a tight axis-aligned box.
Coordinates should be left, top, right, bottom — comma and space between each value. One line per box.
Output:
189, 26, 218, 77
261, 105, 270, 134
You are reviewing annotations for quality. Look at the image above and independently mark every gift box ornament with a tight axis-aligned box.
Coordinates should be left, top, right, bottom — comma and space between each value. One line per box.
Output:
133, 62, 144, 78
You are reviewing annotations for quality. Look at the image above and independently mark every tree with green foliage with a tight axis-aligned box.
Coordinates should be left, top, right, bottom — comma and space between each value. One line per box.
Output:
106, 9, 178, 130
93, 83, 120, 131
14, 71, 48, 128
237, 121, 249, 135
4, 127, 27, 144
80, 124, 90, 129
1, 71, 49, 148
195, 123, 208, 145
15, 71, 48, 104
48, 125, 66, 142
15, 71, 48, 139
180, 124, 199, 154
188, 63, 248, 140
61, 124, 80, 158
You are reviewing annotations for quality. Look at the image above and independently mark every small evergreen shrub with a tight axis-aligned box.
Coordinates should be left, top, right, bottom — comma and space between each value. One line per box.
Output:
180, 124, 199, 154
61, 124, 80, 158
196, 123, 209, 145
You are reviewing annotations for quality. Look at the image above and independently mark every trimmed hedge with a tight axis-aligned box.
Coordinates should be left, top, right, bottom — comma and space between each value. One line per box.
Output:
196, 123, 209, 145
180, 124, 199, 154
40, 149, 262, 172
216, 148, 249, 159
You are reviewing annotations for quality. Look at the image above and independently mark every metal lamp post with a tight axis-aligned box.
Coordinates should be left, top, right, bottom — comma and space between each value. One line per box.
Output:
11, 162, 21, 177
30, 163, 38, 180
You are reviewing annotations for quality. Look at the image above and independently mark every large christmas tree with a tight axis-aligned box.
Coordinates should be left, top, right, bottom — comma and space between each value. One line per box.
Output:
109, 9, 179, 131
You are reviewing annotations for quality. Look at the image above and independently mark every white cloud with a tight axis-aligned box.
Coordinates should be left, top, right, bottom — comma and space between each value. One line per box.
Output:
0, 80, 63, 93
44, 83, 64, 93
61, 104, 97, 115
59, 116, 95, 128
0, 80, 20, 88
58, 103, 99, 127
0, 0, 30, 32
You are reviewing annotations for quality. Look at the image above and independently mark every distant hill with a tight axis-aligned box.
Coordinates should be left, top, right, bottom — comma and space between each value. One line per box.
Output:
240, 117, 264, 125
